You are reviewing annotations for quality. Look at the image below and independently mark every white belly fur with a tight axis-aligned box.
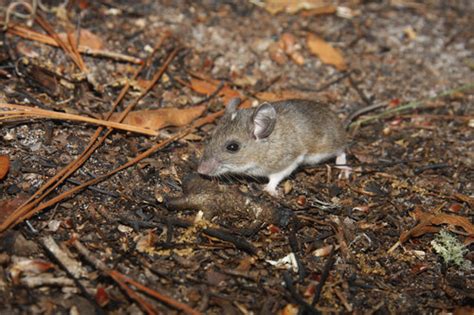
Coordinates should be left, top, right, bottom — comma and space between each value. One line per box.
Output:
264, 151, 340, 195
303, 151, 339, 165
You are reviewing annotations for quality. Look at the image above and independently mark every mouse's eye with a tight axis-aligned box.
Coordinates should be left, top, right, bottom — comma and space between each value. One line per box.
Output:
225, 141, 240, 153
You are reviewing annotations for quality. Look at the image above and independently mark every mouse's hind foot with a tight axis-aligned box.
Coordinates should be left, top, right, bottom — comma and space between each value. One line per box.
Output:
335, 152, 352, 179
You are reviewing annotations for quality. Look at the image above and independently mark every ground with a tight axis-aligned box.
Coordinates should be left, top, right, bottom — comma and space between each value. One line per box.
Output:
0, 0, 473, 314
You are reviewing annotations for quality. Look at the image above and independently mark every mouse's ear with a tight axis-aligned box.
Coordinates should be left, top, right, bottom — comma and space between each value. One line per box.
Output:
225, 98, 241, 115
252, 102, 276, 140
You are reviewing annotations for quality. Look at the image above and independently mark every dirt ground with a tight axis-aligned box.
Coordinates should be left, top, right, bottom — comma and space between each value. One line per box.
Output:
0, 0, 473, 314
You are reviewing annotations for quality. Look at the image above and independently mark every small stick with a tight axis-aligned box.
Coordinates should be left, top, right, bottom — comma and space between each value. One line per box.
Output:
40, 235, 105, 314
288, 220, 306, 281
202, 227, 257, 255
65, 178, 120, 197
334, 287, 352, 312
315, 71, 352, 92
283, 272, 320, 315
311, 247, 335, 306
348, 74, 372, 105
399, 114, 473, 121
71, 237, 201, 315
414, 163, 450, 175
193, 81, 225, 105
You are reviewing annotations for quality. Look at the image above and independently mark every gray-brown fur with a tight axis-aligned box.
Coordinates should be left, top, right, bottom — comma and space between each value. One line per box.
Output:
198, 99, 346, 177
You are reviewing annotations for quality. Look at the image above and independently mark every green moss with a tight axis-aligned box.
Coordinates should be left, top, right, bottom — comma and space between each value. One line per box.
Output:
431, 230, 471, 270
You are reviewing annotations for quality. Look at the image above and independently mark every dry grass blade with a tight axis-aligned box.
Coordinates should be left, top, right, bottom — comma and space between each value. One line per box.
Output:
0, 104, 158, 136
7, 24, 142, 64
34, 14, 86, 72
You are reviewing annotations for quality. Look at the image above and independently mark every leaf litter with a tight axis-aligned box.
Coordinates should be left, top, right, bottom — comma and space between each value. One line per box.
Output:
0, 1, 473, 314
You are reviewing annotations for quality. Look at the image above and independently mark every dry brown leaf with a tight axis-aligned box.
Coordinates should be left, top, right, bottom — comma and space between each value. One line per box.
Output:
110, 105, 206, 130
0, 155, 9, 179
400, 207, 474, 243
0, 195, 29, 226
306, 33, 347, 70
189, 78, 252, 109
58, 29, 104, 50
453, 192, 474, 207
189, 78, 219, 95
264, 0, 333, 15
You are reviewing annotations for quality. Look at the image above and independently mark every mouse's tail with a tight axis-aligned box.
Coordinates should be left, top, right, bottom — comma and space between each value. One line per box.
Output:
343, 101, 387, 129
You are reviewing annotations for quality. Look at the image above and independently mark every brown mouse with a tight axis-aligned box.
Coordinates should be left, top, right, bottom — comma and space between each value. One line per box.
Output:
197, 98, 347, 195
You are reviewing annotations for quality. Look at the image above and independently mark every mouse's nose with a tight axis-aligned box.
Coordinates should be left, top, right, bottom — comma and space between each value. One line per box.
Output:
197, 158, 217, 175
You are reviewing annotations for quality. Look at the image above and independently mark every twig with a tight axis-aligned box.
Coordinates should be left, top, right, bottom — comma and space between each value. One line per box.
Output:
41, 236, 88, 278
399, 114, 473, 121
71, 237, 201, 315
283, 272, 320, 315
110, 271, 202, 315
333, 288, 352, 312
70, 237, 158, 315
288, 220, 306, 281
414, 163, 450, 175
193, 81, 225, 105
20, 276, 75, 288
66, 178, 120, 197
348, 74, 372, 105
40, 235, 105, 314
202, 228, 257, 255
315, 71, 352, 92
311, 247, 335, 306
330, 217, 352, 262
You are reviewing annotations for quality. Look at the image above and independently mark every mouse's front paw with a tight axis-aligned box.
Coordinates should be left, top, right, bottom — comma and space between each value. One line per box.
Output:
335, 152, 351, 179
263, 184, 280, 197
337, 166, 352, 179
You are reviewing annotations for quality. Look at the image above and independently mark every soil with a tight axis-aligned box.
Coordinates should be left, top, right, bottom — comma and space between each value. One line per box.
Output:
0, 1, 473, 314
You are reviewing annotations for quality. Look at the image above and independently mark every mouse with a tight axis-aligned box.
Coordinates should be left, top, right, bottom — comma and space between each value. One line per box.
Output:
197, 98, 348, 196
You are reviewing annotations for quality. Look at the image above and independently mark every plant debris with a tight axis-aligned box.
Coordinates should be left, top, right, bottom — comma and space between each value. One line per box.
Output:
0, 1, 473, 313
431, 230, 471, 269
